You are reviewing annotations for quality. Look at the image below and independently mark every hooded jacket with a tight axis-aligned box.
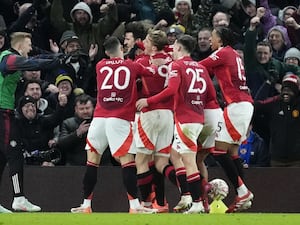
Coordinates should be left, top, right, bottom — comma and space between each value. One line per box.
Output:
50, 0, 118, 60
266, 25, 291, 62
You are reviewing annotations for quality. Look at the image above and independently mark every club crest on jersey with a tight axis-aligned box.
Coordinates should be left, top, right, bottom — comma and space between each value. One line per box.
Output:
292, 110, 299, 118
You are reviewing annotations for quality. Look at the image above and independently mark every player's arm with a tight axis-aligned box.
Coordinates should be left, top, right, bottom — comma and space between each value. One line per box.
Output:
134, 61, 160, 78
0, 54, 61, 74
199, 51, 224, 76
136, 62, 180, 111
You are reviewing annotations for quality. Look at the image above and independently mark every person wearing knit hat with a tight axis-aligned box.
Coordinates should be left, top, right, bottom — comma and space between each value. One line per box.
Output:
59, 30, 77, 47
166, 24, 185, 45
278, 6, 297, 24
281, 73, 300, 99
70, 2, 93, 25
284, 47, 300, 66
55, 74, 74, 87
267, 25, 292, 62
241, 0, 257, 17
174, 0, 192, 15
17, 95, 37, 116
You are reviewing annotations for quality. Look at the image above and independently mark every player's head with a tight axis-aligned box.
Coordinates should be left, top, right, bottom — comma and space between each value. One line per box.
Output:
211, 26, 235, 50
143, 29, 168, 55
173, 34, 196, 59
103, 36, 123, 58
10, 32, 32, 58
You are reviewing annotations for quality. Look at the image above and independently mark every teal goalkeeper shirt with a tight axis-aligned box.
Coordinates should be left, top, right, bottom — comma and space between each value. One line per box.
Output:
0, 50, 21, 110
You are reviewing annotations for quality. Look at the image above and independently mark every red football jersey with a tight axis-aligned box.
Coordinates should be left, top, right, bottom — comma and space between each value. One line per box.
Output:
199, 46, 253, 105
94, 57, 154, 121
136, 52, 173, 112
148, 56, 216, 123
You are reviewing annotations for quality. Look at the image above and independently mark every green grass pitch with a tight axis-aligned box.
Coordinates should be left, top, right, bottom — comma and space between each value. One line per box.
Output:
1, 213, 300, 225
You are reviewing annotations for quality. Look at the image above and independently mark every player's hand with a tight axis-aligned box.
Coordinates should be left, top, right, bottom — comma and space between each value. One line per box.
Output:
136, 98, 148, 111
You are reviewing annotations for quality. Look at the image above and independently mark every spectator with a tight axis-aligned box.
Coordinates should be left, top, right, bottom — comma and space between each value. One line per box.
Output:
266, 25, 292, 61
23, 80, 54, 116
51, 33, 97, 97
241, 1, 277, 38
166, 24, 185, 45
172, 0, 198, 37
278, 5, 297, 26
50, 0, 118, 60
15, 70, 58, 104
286, 4, 300, 48
284, 47, 300, 66
16, 93, 67, 166
254, 73, 300, 167
9, 0, 52, 53
191, 27, 212, 61
238, 124, 270, 168
47, 74, 81, 120
57, 94, 107, 166
0, 15, 8, 52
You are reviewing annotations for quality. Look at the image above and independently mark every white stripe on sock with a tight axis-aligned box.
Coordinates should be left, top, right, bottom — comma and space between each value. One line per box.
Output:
12, 174, 20, 194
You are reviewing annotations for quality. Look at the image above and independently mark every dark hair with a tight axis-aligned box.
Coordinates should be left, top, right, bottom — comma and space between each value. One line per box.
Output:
257, 41, 273, 53
125, 21, 147, 40
74, 94, 95, 106
214, 26, 236, 47
103, 36, 121, 54
23, 80, 42, 94
177, 34, 196, 53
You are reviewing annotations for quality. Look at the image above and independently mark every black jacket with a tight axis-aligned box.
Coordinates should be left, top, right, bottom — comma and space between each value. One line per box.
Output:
15, 104, 66, 164
255, 95, 300, 163
57, 116, 87, 166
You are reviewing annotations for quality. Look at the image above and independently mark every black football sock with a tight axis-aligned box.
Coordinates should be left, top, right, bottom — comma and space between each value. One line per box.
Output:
137, 170, 153, 202
213, 153, 239, 191
83, 162, 98, 199
122, 161, 138, 199
176, 167, 189, 195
